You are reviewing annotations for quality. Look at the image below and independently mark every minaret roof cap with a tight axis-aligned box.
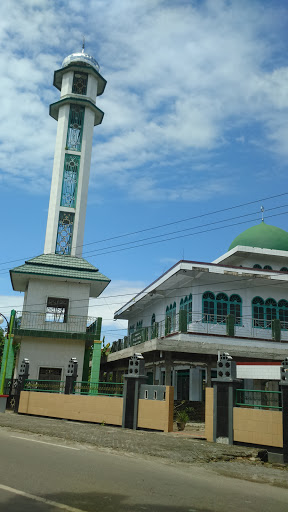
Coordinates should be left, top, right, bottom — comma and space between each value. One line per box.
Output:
62, 51, 100, 73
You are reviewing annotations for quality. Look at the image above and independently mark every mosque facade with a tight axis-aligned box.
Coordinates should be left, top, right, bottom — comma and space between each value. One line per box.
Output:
106, 222, 288, 402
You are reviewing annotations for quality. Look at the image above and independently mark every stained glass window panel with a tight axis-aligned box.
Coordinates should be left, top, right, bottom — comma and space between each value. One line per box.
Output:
55, 212, 75, 255
60, 154, 80, 208
72, 72, 88, 95
66, 105, 85, 152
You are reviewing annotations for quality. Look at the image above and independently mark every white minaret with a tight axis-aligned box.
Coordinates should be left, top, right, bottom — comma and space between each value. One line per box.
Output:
44, 44, 106, 257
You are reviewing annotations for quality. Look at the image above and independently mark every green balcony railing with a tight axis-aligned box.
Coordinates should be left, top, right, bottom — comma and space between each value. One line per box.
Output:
235, 388, 282, 410
13, 311, 102, 341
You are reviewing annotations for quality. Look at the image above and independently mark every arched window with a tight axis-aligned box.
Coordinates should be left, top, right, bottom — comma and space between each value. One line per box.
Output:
263, 265, 272, 270
216, 293, 228, 324
151, 313, 155, 326
180, 294, 192, 323
166, 302, 176, 332
280, 267, 288, 272
252, 296, 264, 328
136, 320, 143, 331
129, 324, 135, 335
278, 299, 288, 329
202, 292, 215, 323
265, 298, 277, 327
229, 294, 242, 325
253, 264, 262, 269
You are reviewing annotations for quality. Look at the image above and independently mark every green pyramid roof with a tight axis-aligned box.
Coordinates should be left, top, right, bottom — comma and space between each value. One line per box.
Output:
10, 254, 110, 297
229, 223, 288, 252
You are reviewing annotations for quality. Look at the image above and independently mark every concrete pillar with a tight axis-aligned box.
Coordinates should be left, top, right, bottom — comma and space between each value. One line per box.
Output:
90, 340, 102, 382
165, 352, 172, 386
0, 338, 14, 385
206, 356, 213, 387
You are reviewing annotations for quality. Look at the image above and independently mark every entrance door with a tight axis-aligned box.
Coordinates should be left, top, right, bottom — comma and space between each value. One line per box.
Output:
38, 367, 62, 392
177, 370, 190, 400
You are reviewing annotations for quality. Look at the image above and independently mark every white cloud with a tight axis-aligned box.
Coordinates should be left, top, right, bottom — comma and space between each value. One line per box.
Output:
0, 0, 288, 201
88, 279, 145, 344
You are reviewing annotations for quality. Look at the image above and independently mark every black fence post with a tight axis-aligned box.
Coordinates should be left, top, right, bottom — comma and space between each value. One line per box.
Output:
65, 358, 78, 395
15, 358, 30, 413
279, 357, 288, 463
212, 352, 241, 445
122, 354, 147, 430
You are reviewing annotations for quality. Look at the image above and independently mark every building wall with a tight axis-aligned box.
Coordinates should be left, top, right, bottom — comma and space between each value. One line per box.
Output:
233, 408, 283, 447
17, 337, 85, 380
204, 387, 283, 447
126, 271, 288, 341
18, 388, 174, 432
24, 278, 90, 317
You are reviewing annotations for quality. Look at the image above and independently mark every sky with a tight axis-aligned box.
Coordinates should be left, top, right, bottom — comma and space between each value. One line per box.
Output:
1, 0, 288, 342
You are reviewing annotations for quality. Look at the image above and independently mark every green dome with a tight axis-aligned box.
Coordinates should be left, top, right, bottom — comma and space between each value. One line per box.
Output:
229, 223, 288, 252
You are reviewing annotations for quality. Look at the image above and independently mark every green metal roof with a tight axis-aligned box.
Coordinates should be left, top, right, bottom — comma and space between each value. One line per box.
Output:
10, 254, 110, 296
229, 223, 288, 252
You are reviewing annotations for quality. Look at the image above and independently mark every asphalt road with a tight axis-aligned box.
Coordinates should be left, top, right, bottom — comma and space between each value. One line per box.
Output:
0, 429, 288, 512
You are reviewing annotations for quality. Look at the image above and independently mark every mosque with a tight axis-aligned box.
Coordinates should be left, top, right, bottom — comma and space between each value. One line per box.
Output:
106, 221, 288, 402
1, 45, 287, 406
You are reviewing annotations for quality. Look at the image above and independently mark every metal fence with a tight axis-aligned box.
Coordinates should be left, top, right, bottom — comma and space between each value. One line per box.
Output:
235, 388, 282, 410
73, 381, 124, 396
22, 379, 123, 397
24, 379, 66, 393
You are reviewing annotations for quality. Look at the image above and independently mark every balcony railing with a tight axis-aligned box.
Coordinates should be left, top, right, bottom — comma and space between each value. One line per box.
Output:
13, 311, 102, 340
109, 311, 288, 354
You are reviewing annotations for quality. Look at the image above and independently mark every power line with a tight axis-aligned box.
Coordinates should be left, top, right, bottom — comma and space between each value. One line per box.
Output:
1, 272, 288, 314
80, 210, 288, 259
0, 190, 287, 267
1, 207, 288, 279
82, 204, 288, 257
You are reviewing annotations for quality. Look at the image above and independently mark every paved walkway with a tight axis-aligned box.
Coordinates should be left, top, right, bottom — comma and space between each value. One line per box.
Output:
0, 411, 287, 488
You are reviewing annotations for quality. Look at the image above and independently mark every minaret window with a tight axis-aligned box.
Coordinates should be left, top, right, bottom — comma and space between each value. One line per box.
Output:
46, 297, 69, 323
66, 105, 85, 151
72, 72, 88, 95
61, 154, 80, 208
55, 211, 75, 255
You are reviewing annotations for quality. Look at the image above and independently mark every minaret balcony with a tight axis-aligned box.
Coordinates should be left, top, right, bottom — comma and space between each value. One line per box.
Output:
12, 311, 102, 342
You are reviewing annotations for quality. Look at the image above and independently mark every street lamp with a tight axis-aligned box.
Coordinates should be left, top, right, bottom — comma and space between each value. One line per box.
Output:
0, 310, 16, 396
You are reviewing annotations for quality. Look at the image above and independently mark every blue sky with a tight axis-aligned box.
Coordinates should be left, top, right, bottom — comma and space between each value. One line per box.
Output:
1, 0, 288, 342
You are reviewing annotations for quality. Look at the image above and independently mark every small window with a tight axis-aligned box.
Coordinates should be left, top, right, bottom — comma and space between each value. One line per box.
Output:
72, 72, 88, 95
263, 265, 272, 270
46, 297, 69, 323
144, 390, 148, 399
253, 264, 262, 269
154, 390, 157, 400
280, 267, 288, 272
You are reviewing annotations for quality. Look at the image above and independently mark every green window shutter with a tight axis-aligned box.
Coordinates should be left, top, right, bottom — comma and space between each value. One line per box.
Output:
226, 314, 235, 337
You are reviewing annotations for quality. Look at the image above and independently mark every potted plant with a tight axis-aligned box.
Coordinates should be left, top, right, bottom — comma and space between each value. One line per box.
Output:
176, 409, 189, 431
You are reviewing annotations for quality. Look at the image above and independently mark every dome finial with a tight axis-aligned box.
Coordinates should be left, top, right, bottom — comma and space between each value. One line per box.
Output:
261, 205, 264, 222
82, 35, 85, 54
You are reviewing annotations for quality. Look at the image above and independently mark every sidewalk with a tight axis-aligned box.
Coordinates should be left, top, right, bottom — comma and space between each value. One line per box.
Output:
0, 411, 287, 488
